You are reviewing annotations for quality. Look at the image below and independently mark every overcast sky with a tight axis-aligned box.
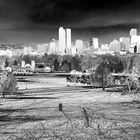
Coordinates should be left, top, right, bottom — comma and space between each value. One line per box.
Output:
0, 0, 140, 44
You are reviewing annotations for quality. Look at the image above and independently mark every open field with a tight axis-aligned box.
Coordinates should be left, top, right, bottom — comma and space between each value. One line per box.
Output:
0, 76, 140, 139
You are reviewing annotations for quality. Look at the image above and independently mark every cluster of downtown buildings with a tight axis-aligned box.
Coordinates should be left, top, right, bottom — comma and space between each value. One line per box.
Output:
0, 28, 140, 57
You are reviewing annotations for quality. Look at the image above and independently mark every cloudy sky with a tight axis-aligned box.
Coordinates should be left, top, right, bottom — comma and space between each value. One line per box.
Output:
0, 0, 140, 44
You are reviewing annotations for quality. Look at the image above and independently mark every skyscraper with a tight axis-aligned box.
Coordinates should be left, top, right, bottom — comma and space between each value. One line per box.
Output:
49, 39, 57, 54
59, 27, 66, 54
93, 38, 99, 49
130, 29, 137, 36
66, 28, 71, 49
58, 27, 72, 54
74, 39, 83, 54
119, 37, 130, 51
129, 28, 140, 53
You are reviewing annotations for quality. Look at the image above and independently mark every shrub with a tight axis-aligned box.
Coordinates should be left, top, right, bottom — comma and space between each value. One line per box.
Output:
0, 71, 18, 98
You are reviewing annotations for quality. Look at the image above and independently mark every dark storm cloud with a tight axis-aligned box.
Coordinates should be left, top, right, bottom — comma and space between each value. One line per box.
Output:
0, 0, 140, 43
20, 0, 135, 24
0, 0, 140, 27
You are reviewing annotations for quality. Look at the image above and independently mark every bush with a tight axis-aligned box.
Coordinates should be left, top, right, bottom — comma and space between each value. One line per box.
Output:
0, 71, 18, 98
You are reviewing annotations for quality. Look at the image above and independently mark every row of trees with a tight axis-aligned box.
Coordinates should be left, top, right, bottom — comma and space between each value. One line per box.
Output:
1, 53, 140, 72
0, 54, 82, 72
81, 54, 140, 91
1, 53, 140, 97
93, 55, 124, 90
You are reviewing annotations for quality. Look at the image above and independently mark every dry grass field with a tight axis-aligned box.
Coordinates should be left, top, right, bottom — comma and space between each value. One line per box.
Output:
0, 76, 140, 139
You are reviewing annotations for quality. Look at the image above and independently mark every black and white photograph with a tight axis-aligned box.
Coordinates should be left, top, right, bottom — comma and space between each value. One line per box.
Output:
0, 0, 140, 139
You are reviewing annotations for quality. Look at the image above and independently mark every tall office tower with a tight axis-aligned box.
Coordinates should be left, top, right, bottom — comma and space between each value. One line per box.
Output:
130, 29, 137, 36
49, 39, 56, 54
119, 37, 130, 51
75, 39, 83, 54
59, 27, 66, 53
93, 38, 99, 49
66, 28, 71, 49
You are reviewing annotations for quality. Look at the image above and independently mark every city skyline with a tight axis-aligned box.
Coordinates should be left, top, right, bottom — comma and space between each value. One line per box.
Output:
0, 0, 140, 44
0, 27, 140, 57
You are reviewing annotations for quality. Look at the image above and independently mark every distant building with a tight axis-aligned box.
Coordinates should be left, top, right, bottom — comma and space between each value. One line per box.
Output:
71, 47, 77, 56
101, 44, 109, 51
109, 39, 121, 52
58, 27, 72, 54
21, 60, 25, 68
54, 40, 59, 53
89, 40, 93, 47
29, 51, 38, 56
23, 46, 32, 55
83, 41, 90, 49
6, 49, 13, 57
88, 39, 98, 52
129, 43, 140, 54
0, 49, 13, 57
37, 44, 47, 54
130, 29, 137, 36
13, 49, 23, 56
129, 28, 140, 53
59, 27, 66, 54
137, 43, 140, 53
49, 39, 56, 54
49, 39, 60, 54
129, 45, 135, 53
73, 39, 84, 55
23, 47, 28, 55
66, 29, 71, 49
131, 35, 140, 44
93, 38, 99, 49
119, 37, 130, 51
31, 60, 35, 69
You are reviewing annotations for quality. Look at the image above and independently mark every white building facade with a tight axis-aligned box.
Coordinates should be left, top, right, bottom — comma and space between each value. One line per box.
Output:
66, 28, 71, 49
58, 27, 72, 55
93, 38, 99, 49
130, 28, 140, 53
59, 27, 66, 54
